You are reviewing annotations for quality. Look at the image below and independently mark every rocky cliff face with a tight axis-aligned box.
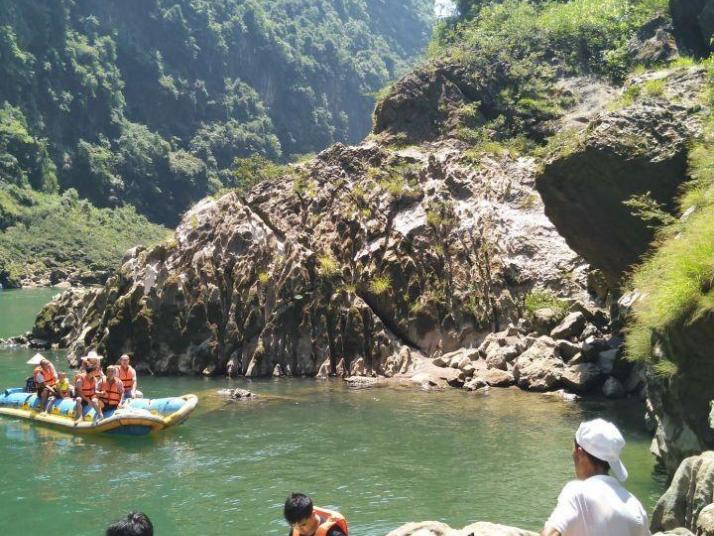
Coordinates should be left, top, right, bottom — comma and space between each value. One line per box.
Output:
670, 0, 714, 55
536, 67, 706, 287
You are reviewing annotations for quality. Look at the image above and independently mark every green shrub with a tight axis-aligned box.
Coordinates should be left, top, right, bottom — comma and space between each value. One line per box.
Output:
643, 78, 665, 97
524, 289, 569, 318
369, 274, 392, 295
626, 69, 714, 362
317, 254, 341, 278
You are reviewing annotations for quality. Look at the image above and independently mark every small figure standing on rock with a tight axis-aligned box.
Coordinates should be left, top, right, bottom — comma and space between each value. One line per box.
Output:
541, 418, 650, 536
283, 493, 348, 536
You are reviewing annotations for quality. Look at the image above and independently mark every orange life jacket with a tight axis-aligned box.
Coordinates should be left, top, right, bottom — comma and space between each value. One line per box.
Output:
291, 507, 349, 536
118, 365, 136, 391
34, 366, 56, 388
77, 373, 96, 399
99, 378, 122, 405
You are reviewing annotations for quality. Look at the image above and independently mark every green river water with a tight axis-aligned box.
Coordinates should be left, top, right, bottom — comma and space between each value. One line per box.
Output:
0, 288, 665, 535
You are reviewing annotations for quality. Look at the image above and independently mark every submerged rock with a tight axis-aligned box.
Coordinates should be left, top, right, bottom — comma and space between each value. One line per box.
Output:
230, 388, 256, 400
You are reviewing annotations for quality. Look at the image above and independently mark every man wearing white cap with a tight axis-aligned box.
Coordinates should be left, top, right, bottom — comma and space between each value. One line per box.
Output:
541, 418, 650, 536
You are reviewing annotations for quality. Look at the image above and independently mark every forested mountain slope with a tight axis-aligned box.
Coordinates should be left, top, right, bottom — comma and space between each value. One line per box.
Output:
0, 0, 434, 224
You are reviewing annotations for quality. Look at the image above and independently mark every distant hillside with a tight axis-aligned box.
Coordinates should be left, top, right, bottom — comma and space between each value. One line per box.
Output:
0, 0, 435, 224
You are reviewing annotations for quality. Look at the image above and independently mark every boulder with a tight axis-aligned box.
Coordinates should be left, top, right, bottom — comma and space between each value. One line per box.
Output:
433, 355, 450, 368
561, 363, 602, 393
460, 522, 538, 536
598, 349, 619, 375
481, 368, 515, 387
230, 388, 256, 400
385, 521, 537, 536
512, 336, 564, 391
550, 312, 586, 340
651, 451, 714, 533
344, 376, 382, 388
536, 68, 706, 285
464, 376, 488, 392
532, 308, 560, 335
697, 503, 714, 536
602, 376, 626, 399
386, 521, 458, 536
557, 340, 581, 362
670, 0, 714, 55
485, 345, 521, 370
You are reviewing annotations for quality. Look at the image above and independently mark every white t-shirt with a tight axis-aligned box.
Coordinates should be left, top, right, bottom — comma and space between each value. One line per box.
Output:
545, 475, 650, 536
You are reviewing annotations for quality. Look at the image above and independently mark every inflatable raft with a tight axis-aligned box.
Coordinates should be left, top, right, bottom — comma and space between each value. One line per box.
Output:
0, 388, 198, 436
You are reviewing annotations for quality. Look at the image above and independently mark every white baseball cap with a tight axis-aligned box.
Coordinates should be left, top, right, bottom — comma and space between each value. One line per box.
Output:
575, 418, 628, 481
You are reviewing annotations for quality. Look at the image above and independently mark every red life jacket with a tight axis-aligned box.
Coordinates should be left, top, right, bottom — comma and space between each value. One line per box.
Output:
99, 379, 122, 405
118, 365, 136, 391
34, 366, 56, 388
291, 507, 348, 536
77, 373, 97, 399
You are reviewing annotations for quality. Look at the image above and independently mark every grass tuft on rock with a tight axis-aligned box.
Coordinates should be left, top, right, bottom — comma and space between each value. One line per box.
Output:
626, 60, 714, 362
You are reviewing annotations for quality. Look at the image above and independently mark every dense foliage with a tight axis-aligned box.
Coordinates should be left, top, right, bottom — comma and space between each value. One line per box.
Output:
0, 0, 434, 224
0, 185, 168, 287
423, 0, 669, 142
626, 57, 714, 373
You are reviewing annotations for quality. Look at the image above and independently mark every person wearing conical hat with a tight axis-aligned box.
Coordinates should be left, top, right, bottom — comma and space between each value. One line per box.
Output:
27, 353, 58, 414
541, 418, 650, 536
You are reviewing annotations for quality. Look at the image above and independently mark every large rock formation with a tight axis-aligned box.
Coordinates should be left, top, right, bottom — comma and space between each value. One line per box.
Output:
652, 452, 714, 534
36, 138, 588, 375
670, 0, 714, 55
536, 67, 706, 286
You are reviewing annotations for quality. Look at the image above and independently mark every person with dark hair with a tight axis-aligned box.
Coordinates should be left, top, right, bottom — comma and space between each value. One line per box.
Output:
284, 493, 348, 536
106, 512, 153, 536
541, 418, 650, 536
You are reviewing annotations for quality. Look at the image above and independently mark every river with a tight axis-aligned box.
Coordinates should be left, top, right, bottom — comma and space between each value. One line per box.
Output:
0, 288, 665, 535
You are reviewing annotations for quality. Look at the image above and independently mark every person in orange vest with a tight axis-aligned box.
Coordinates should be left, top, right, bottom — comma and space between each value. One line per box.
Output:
283, 493, 348, 536
74, 353, 104, 422
118, 354, 142, 398
97, 366, 125, 413
27, 354, 58, 414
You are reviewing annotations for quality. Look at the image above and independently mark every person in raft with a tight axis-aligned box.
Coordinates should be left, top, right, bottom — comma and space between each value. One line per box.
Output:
27, 354, 58, 414
118, 354, 142, 398
44, 371, 72, 413
541, 418, 650, 536
74, 352, 104, 422
97, 365, 125, 413
284, 493, 348, 536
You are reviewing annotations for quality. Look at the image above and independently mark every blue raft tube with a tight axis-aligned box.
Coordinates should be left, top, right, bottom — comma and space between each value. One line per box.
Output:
0, 388, 198, 436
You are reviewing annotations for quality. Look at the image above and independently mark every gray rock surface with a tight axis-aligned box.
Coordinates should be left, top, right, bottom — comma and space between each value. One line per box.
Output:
550, 312, 586, 340
512, 336, 563, 391
385, 521, 537, 536
651, 452, 714, 533
561, 363, 602, 393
